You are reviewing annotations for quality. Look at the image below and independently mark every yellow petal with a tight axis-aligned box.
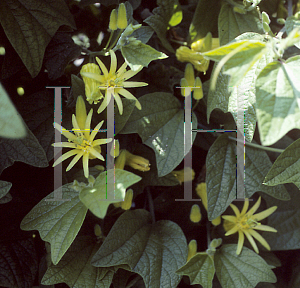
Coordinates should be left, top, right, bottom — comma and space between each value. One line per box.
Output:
253, 225, 277, 233
82, 153, 89, 178
66, 151, 84, 171
236, 230, 245, 255
84, 109, 93, 139
222, 215, 236, 223
54, 122, 77, 142
93, 138, 112, 146
96, 57, 109, 78
195, 183, 207, 211
248, 229, 271, 251
75, 96, 87, 130
114, 92, 123, 115
225, 225, 238, 236
122, 66, 143, 80
180, 78, 191, 97
109, 50, 117, 75
253, 206, 277, 221
72, 114, 82, 137
184, 63, 195, 87
117, 61, 128, 76
193, 77, 203, 100
53, 142, 78, 149
118, 88, 141, 110
97, 91, 112, 114
121, 189, 133, 210
229, 203, 241, 217
122, 81, 148, 87
247, 196, 261, 217
244, 230, 259, 253
115, 149, 127, 169
53, 149, 79, 167
89, 120, 104, 142
89, 147, 105, 161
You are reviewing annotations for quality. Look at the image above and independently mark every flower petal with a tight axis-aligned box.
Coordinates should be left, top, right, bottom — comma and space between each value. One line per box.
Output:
247, 196, 261, 217
80, 72, 105, 83
240, 199, 249, 215
96, 57, 109, 78
66, 151, 84, 171
225, 225, 238, 236
89, 120, 104, 142
53, 149, 79, 167
84, 109, 93, 139
122, 81, 148, 87
97, 90, 112, 114
253, 224, 277, 232
237, 230, 245, 255
222, 215, 237, 223
109, 50, 117, 75
54, 122, 77, 142
253, 206, 277, 221
75, 96, 87, 130
90, 147, 105, 161
114, 92, 123, 115
52, 142, 78, 149
118, 88, 142, 110
117, 61, 128, 76
121, 66, 142, 80
229, 203, 240, 217
248, 229, 271, 251
244, 230, 259, 253
72, 114, 82, 137
93, 138, 112, 146
82, 153, 89, 178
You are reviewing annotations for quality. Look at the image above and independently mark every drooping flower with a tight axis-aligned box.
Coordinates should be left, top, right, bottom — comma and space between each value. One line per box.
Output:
115, 149, 150, 172
195, 182, 221, 226
80, 50, 148, 115
171, 167, 195, 185
222, 196, 277, 255
52, 96, 112, 178
190, 204, 202, 223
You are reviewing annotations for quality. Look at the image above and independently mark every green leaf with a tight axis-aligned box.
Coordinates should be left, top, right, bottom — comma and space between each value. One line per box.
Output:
20, 183, 88, 265
144, 110, 197, 177
0, 0, 76, 77
206, 134, 289, 220
285, 15, 300, 49
0, 83, 26, 139
92, 209, 188, 288
264, 138, 300, 189
256, 56, 300, 146
119, 92, 181, 139
144, 0, 179, 52
218, 3, 263, 45
0, 238, 38, 288
0, 125, 48, 174
130, 26, 154, 44
215, 244, 276, 288
207, 35, 273, 142
16, 90, 55, 161
119, 92, 197, 176
203, 39, 267, 87
115, 99, 137, 135
121, 41, 168, 71
176, 252, 215, 288
0, 180, 12, 201
42, 236, 114, 288
79, 169, 141, 219
261, 187, 300, 250
189, 0, 221, 42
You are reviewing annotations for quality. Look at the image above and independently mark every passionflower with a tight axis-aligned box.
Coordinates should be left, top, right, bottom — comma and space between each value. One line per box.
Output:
52, 96, 112, 178
80, 50, 148, 115
222, 196, 277, 255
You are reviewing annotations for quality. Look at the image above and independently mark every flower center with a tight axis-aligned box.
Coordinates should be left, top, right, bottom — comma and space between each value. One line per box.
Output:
236, 215, 259, 230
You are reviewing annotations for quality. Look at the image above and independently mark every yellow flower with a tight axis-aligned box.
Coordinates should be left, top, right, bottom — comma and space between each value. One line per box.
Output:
171, 167, 195, 185
80, 63, 104, 105
115, 150, 151, 172
195, 182, 221, 226
187, 239, 197, 261
80, 50, 148, 115
190, 204, 202, 223
117, 3, 127, 29
52, 96, 112, 178
180, 64, 203, 100
222, 196, 277, 255
121, 189, 133, 210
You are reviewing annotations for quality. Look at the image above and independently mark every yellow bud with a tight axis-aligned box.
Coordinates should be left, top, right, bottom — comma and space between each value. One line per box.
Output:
115, 149, 127, 169
94, 224, 102, 237
121, 189, 133, 210
80, 63, 103, 104
110, 139, 120, 158
190, 204, 202, 223
0, 47, 5, 55
109, 9, 118, 30
193, 77, 203, 100
187, 240, 197, 261
211, 216, 221, 226
180, 78, 191, 97
196, 182, 208, 211
263, 22, 270, 32
117, 3, 127, 29
75, 96, 87, 131
184, 63, 195, 87
172, 168, 195, 184
125, 150, 150, 172
17, 87, 24, 96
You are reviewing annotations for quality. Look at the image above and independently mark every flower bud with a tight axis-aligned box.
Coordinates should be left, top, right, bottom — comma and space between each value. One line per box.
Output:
184, 63, 195, 87
196, 182, 208, 211
210, 238, 222, 249
109, 9, 118, 30
263, 22, 270, 32
180, 78, 191, 97
110, 139, 120, 158
172, 168, 195, 184
190, 204, 202, 223
117, 3, 127, 29
187, 240, 197, 261
262, 11, 270, 24
125, 150, 150, 172
94, 224, 102, 237
193, 77, 203, 100
212, 216, 221, 226
80, 63, 104, 105
75, 96, 87, 131
277, 18, 285, 25
121, 189, 133, 210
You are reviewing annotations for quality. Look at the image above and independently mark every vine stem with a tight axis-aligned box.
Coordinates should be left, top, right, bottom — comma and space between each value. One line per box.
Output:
228, 136, 284, 153
147, 187, 155, 224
